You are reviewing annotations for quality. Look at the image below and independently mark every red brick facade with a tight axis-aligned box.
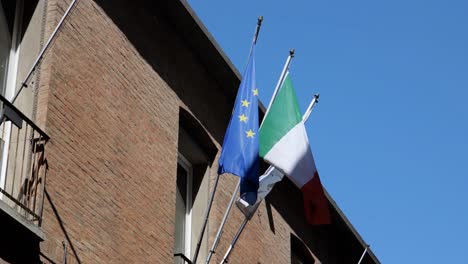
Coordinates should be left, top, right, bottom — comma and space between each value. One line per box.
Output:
0, 0, 379, 263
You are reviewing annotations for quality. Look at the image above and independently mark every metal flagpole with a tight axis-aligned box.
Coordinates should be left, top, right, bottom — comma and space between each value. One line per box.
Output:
357, 245, 370, 264
11, 0, 79, 104
204, 180, 239, 264
253, 16, 263, 44
219, 217, 248, 264
191, 173, 220, 263
302, 94, 319, 122
205, 47, 295, 264
191, 16, 264, 264
218, 94, 320, 264
261, 48, 295, 126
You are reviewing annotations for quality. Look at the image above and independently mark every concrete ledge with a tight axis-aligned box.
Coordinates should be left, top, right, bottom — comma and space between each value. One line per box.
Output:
0, 199, 45, 240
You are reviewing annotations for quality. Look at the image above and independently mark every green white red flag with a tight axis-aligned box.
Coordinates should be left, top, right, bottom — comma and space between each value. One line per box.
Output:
259, 72, 330, 225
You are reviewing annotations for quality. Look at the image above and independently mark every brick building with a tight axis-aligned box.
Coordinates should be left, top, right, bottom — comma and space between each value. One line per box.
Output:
0, 0, 380, 263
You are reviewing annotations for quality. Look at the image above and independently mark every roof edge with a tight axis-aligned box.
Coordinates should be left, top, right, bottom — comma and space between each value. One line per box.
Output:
178, 0, 242, 80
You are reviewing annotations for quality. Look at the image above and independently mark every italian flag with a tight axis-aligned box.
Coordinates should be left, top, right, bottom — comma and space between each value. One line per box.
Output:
259, 73, 330, 225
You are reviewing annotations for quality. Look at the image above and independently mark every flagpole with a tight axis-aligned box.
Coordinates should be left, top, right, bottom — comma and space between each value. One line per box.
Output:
302, 94, 319, 122
11, 0, 79, 104
261, 49, 295, 124
253, 16, 263, 44
205, 17, 265, 264
218, 94, 320, 264
205, 38, 300, 264
219, 217, 248, 264
189, 172, 218, 263
191, 16, 264, 264
204, 180, 240, 264
357, 245, 370, 264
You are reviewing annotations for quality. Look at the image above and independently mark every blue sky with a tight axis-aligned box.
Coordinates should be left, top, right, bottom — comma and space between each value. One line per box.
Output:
189, 1, 468, 263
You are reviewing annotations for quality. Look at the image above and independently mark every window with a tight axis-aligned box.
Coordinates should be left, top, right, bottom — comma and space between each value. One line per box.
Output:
0, 0, 45, 216
0, 0, 22, 196
174, 109, 217, 263
174, 154, 193, 264
0, 0, 13, 94
0, 0, 22, 98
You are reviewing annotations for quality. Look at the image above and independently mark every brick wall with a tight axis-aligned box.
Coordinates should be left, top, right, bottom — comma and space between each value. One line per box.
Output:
34, 0, 334, 263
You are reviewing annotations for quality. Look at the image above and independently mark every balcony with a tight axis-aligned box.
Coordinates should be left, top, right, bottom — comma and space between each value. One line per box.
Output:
0, 94, 49, 238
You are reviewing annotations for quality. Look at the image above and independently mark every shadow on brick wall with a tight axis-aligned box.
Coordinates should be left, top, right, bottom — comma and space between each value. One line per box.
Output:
93, 0, 235, 144
41, 190, 82, 264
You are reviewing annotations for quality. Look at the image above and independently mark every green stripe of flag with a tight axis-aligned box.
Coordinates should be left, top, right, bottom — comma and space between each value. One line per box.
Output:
259, 74, 302, 157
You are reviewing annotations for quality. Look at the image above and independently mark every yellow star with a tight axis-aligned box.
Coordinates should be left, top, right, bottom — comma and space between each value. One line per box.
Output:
241, 100, 250, 107
246, 129, 255, 138
238, 114, 248, 123
252, 88, 259, 96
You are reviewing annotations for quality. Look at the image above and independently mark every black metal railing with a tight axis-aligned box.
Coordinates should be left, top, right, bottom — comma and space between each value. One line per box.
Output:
0, 94, 49, 227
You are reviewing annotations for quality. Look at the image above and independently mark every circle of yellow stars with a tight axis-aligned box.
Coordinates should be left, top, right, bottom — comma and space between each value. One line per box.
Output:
238, 88, 259, 138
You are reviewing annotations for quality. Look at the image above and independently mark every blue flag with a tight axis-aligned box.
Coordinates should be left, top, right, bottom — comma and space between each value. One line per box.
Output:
218, 45, 259, 205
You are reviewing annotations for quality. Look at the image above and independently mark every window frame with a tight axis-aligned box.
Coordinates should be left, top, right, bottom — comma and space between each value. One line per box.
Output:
0, 0, 23, 194
177, 153, 193, 260
1, 0, 23, 99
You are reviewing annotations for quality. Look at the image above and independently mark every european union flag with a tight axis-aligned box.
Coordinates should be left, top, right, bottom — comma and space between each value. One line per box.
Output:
218, 45, 259, 205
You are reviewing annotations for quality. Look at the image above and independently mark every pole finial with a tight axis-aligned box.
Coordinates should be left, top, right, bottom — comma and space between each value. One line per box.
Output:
253, 16, 264, 44
290, 48, 295, 57
258, 16, 263, 25
314, 93, 320, 100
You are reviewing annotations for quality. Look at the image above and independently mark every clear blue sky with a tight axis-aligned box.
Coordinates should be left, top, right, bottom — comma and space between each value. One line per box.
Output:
189, 1, 468, 263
